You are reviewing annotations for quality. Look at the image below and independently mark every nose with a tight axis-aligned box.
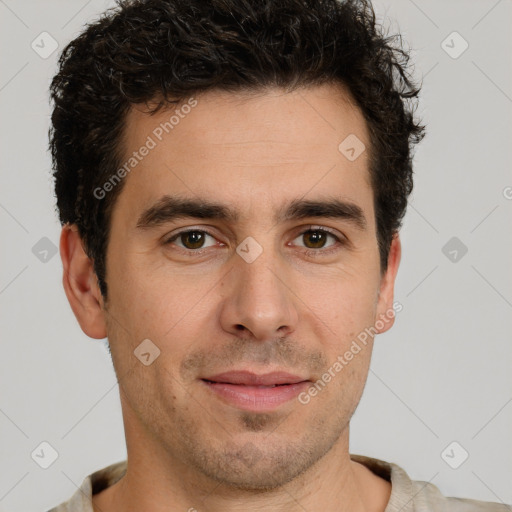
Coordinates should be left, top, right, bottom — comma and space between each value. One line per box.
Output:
218, 247, 299, 342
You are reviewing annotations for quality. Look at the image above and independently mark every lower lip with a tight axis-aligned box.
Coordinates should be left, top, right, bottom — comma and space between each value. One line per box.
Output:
202, 380, 310, 412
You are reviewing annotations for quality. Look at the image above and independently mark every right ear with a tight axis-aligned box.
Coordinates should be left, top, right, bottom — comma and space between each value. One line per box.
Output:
59, 223, 107, 339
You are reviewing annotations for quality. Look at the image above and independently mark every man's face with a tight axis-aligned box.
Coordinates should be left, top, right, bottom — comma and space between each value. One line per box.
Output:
101, 84, 398, 489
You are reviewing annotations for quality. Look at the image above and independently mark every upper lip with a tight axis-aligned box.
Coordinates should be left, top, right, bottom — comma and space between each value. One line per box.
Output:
202, 371, 308, 386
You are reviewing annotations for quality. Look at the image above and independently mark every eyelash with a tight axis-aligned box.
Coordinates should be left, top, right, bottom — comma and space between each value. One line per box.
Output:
163, 226, 345, 258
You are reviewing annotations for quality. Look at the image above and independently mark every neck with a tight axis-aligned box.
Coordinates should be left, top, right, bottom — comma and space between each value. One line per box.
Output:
93, 423, 390, 512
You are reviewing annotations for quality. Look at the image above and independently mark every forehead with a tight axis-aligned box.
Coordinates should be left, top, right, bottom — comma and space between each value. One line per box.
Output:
113, 83, 373, 228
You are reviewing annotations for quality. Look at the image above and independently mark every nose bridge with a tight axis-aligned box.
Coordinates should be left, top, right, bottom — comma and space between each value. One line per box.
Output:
240, 245, 284, 303
219, 238, 299, 340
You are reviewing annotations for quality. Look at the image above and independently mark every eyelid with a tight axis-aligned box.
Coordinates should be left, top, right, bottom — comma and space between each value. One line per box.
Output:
290, 225, 345, 252
299, 224, 343, 238
163, 225, 348, 254
163, 227, 219, 246
293, 224, 346, 241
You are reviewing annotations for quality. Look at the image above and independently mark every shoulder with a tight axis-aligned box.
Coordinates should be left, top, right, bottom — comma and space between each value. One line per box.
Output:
46, 461, 127, 512
410, 478, 512, 512
350, 453, 511, 512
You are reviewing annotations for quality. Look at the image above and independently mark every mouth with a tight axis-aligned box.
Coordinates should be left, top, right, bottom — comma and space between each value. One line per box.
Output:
200, 371, 311, 412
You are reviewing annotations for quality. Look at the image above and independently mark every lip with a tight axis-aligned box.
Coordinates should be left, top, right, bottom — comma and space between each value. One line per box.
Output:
201, 371, 310, 412
203, 371, 307, 386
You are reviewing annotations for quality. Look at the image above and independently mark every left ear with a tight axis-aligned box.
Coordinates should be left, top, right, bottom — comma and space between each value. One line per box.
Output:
374, 233, 401, 334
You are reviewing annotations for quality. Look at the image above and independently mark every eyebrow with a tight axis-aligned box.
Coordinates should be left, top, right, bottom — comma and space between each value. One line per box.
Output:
136, 195, 367, 231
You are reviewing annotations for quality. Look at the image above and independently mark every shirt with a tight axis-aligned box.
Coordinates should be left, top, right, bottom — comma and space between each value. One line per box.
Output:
48, 454, 511, 511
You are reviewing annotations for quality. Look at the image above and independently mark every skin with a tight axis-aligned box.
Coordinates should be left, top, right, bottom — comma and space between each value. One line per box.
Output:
60, 83, 401, 512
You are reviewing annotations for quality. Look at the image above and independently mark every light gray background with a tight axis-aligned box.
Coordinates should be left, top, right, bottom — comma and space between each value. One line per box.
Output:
1, 0, 511, 510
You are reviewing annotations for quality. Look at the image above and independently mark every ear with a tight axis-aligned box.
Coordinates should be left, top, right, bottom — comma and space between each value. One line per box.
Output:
60, 223, 107, 339
374, 233, 401, 334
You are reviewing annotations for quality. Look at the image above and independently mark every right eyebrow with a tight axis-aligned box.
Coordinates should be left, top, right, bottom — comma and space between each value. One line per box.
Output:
136, 195, 239, 230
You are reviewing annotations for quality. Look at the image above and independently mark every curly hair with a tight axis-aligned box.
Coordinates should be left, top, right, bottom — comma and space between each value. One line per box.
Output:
50, 0, 426, 300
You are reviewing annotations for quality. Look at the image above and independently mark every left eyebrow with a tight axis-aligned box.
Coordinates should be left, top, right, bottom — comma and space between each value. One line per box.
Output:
275, 198, 367, 231
135, 195, 367, 231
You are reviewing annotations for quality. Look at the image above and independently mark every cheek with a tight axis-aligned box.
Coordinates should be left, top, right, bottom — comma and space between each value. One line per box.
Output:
106, 231, 380, 353
109, 265, 220, 374
139, 273, 215, 330
305, 266, 379, 336
109, 245, 208, 325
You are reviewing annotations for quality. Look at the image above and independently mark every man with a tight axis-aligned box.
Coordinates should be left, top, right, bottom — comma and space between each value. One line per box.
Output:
47, 0, 510, 510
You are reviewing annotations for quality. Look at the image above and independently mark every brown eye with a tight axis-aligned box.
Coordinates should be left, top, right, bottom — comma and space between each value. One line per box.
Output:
180, 231, 206, 249
165, 230, 217, 250
302, 229, 329, 249
290, 228, 343, 256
